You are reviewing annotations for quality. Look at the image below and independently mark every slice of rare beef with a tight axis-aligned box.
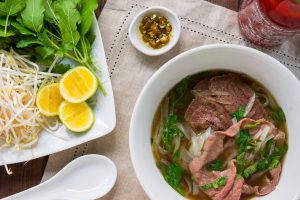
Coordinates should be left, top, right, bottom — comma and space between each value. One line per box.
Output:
185, 74, 266, 131
198, 160, 237, 200
223, 178, 244, 200
241, 163, 282, 196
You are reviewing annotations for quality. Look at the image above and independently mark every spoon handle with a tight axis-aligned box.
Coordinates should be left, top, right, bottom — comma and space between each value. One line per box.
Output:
3, 181, 60, 200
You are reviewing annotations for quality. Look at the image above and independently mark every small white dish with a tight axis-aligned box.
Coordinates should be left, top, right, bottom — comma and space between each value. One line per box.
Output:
129, 6, 181, 56
130, 44, 300, 200
4, 154, 117, 200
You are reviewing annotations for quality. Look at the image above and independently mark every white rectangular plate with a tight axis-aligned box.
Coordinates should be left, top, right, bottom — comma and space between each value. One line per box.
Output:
1, 16, 116, 165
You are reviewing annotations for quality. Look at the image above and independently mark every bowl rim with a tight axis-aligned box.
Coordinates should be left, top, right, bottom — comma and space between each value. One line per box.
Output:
128, 6, 181, 56
129, 44, 300, 200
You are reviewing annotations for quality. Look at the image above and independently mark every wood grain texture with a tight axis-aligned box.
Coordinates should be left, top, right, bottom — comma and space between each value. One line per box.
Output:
0, 0, 239, 198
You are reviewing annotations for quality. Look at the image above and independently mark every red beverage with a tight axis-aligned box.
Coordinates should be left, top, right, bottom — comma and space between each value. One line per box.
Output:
238, 0, 300, 47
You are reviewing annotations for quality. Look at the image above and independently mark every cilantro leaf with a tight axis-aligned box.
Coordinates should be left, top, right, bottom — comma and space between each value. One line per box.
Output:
163, 163, 185, 195
200, 176, 228, 191
169, 71, 209, 109
162, 114, 183, 152
207, 159, 223, 171
231, 106, 245, 121
235, 129, 256, 153
173, 150, 180, 162
243, 163, 258, 178
272, 107, 286, 127
21, 0, 45, 32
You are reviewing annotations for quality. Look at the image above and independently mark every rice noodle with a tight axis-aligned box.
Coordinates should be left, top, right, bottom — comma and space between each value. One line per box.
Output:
173, 137, 181, 155
249, 125, 272, 160
244, 93, 256, 117
180, 148, 193, 163
183, 175, 192, 195
259, 135, 275, 153
192, 181, 200, 196
0, 49, 61, 173
232, 117, 238, 125
177, 122, 191, 140
189, 127, 212, 157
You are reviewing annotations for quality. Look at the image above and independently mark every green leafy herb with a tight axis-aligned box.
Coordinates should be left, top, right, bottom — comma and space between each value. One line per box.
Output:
54, 0, 81, 45
169, 71, 209, 109
268, 156, 280, 170
173, 150, 180, 162
162, 114, 183, 152
256, 159, 269, 170
272, 107, 286, 127
200, 176, 228, 191
243, 163, 258, 178
207, 159, 223, 171
11, 21, 35, 35
231, 106, 245, 121
17, 38, 43, 48
235, 129, 256, 153
242, 121, 261, 129
21, 0, 45, 32
0, 0, 105, 95
79, 0, 98, 35
52, 63, 71, 74
0, 0, 26, 35
236, 152, 247, 175
163, 163, 185, 195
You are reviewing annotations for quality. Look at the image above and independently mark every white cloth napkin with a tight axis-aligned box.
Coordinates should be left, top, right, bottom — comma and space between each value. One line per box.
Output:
42, 0, 300, 199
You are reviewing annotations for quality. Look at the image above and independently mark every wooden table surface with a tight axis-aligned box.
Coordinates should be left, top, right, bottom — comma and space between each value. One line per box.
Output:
0, 0, 240, 198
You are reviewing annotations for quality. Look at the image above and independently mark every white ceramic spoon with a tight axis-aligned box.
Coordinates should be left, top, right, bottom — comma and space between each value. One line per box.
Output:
4, 154, 117, 200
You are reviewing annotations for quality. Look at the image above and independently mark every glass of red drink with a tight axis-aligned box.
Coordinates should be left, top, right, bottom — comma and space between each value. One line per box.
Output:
238, 0, 300, 47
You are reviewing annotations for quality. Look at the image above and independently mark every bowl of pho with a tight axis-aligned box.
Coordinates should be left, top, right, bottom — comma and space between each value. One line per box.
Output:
129, 44, 300, 200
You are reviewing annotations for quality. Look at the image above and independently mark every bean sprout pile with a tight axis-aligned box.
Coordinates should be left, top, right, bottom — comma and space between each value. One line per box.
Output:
0, 50, 61, 174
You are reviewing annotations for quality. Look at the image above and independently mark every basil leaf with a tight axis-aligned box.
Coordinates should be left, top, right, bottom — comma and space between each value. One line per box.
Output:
21, 0, 45, 32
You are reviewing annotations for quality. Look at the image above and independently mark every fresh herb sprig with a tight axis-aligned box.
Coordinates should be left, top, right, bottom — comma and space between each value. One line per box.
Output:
0, 0, 105, 95
200, 176, 228, 191
207, 159, 223, 171
162, 114, 183, 152
231, 106, 245, 121
169, 71, 209, 109
162, 163, 185, 195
